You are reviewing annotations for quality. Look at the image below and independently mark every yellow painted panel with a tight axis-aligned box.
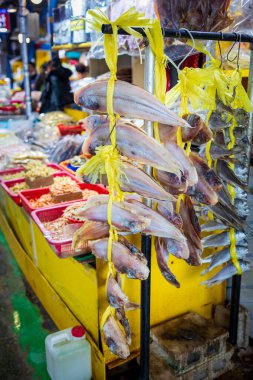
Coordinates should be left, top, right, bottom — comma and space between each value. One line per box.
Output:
4, 197, 33, 258
63, 107, 88, 122
97, 235, 225, 364
1, 195, 225, 366
32, 222, 99, 344
0, 211, 106, 380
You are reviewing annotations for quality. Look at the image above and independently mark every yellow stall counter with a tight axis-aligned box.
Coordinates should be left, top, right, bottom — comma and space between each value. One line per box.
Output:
0, 197, 225, 371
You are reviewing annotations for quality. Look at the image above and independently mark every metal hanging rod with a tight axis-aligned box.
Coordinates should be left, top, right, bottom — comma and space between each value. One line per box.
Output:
101, 25, 253, 43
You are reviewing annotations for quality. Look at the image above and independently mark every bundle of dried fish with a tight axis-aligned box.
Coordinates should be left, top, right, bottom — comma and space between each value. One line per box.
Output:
155, 0, 233, 32
75, 80, 190, 127
201, 260, 251, 288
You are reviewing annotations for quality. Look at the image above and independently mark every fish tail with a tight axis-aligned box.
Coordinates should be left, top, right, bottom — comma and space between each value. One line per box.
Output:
201, 256, 212, 264
125, 302, 140, 311
200, 279, 222, 288
200, 268, 209, 276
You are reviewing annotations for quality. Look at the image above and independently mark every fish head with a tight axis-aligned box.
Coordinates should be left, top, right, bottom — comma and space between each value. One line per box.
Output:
166, 238, 190, 260
74, 83, 101, 110
241, 261, 251, 272
84, 115, 109, 131
103, 316, 130, 359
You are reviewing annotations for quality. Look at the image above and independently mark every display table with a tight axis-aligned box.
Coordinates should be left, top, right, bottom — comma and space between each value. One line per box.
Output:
0, 189, 225, 379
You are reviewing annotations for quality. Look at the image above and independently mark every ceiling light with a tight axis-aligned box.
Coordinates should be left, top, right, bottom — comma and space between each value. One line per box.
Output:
8, 4, 17, 13
30, 0, 43, 4
18, 34, 23, 43
26, 37, 30, 43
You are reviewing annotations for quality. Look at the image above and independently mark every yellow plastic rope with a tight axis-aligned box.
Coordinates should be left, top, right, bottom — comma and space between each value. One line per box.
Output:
85, 7, 154, 330
145, 19, 167, 143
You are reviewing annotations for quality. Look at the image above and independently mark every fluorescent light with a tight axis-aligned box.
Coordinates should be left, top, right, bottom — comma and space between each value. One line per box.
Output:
30, 0, 43, 4
26, 37, 30, 43
8, 4, 17, 13
18, 34, 23, 43
0, 28, 8, 33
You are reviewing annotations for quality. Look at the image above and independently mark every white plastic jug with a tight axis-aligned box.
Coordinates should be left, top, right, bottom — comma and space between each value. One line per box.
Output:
45, 326, 92, 380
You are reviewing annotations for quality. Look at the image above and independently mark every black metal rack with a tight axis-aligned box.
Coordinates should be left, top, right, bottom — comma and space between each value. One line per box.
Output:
101, 24, 253, 379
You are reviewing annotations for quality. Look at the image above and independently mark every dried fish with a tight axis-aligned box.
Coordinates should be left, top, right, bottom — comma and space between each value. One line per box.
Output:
115, 308, 131, 346
154, 237, 180, 288
201, 260, 251, 288
201, 220, 229, 233
89, 238, 149, 280
190, 153, 222, 191
103, 315, 130, 359
107, 275, 140, 310
202, 230, 245, 249
201, 246, 249, 275
72, 221, 109, 254
83, 116, 183, 177
120, 161, 176, 202
75, 80, 189, 127
199, 143, 242, 161
216, 159, 252, 193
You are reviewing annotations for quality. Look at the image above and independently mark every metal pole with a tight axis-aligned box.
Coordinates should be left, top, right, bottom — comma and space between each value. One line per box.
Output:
139, 45, 155, 380
101, 25, 253, 43
229, 46, 253, 345
229, 275, 241, 344
19, 0, 32, 118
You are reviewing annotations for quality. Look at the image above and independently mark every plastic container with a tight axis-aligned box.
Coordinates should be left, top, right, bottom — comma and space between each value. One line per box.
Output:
45, 326, 92, 380
31, 203, 84, 257
1, 178, 26, 206
57, 124, 83, 136
59, 160, 76, 174
21, 181, 108, 215
2, 172, 79, 208
0, 167, 25, 182
0, 163, 63, 182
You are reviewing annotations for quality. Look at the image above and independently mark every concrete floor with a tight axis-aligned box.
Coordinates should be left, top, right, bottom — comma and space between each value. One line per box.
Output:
0, 230, 253, 380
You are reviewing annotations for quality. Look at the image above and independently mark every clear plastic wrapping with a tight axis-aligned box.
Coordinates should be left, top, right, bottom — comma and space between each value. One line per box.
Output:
154, 0, 233, 32
227, 0, 253, 33
88, 0, 154, 59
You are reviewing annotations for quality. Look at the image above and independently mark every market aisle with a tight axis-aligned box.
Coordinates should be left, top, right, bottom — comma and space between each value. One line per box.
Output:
0, 230, 55, 380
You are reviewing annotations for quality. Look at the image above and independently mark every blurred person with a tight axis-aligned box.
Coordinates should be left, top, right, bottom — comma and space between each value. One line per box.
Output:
75, 63, 89, 80
39, 58, 73, 113
21, 61, 38, 90
33, 62, 49, 92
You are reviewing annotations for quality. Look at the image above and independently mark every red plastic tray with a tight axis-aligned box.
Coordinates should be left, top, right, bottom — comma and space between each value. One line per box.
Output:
20, 182, 108, 215
57, 124, 84, 136
2, 172, 81, 207
31, 203, 87, 257
1, 178, 26, 206
0, 163, 64, 182
0, 167, 25, 182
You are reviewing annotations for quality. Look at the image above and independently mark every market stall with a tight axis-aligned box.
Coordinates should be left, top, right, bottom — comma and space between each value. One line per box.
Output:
1, 1, 253, 380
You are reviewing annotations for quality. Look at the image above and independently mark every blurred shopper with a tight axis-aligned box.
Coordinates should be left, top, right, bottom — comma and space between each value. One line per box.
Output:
33, 62, 49, 92
75, 63, 89, 80
40, 58, 73, 113
21, 61, 38, 90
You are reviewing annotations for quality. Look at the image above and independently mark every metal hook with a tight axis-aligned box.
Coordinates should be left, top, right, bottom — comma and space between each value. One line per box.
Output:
237, 33, 242, 69
178, 28, 196, 69
226, 41, 238, 63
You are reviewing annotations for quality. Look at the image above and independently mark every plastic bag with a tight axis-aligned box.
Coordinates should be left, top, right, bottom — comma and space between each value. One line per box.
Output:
154, 0, 233, 32
227, 0, 253, 32
87, 0, 154, 59
47, 134, 85, 163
